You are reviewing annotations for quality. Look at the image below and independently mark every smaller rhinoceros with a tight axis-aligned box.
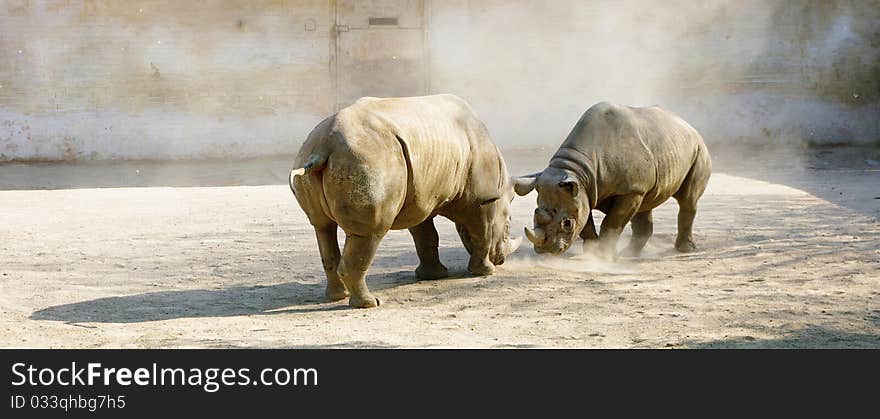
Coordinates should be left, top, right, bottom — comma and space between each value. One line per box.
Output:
290, 94, 520, 308
513, 102, 711, 259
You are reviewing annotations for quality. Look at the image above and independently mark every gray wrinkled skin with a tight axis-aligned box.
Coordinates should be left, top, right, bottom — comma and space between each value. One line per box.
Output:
515, 102, 712, 259
290, 94, 519, 308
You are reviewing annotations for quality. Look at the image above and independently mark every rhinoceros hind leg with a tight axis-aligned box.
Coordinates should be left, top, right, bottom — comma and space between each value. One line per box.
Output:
416, 264, 449, 280
338, 233, 384, 308
409, 218, 449, 280
673, 145, 710, 253
674, 208, 698, 253
314, 224, 349, 301
622, 210, 653, 257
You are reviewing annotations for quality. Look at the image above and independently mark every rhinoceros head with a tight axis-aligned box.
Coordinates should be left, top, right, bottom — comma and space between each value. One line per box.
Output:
513, 167, 589, 255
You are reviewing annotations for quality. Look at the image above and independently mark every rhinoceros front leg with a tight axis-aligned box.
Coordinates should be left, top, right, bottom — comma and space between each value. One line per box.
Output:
621, 210, 653, 257
314, 223, 348, 301
338, 232, 384, 308
580, 211, 599, 252
409, 217, 449, 280
467, 246, 494, 276
597, 194, 644, 260
455, 222, 494, 276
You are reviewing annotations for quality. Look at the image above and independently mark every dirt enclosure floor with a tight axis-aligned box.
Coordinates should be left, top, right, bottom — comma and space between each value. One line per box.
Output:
1, 145, 878, 348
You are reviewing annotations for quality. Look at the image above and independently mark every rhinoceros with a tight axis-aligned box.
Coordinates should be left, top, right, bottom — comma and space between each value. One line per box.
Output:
513, 102, 711, 259
289, 94, 520, 308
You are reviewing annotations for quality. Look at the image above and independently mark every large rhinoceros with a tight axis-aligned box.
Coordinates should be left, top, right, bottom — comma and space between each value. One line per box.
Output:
290, 94, 519, 308
513, 102, 711, 259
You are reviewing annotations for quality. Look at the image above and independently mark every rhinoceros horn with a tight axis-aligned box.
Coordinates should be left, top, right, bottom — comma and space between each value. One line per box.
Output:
524, 227, 545, 244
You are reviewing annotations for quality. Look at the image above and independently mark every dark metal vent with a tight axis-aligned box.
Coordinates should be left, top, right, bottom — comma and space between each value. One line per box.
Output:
368, 17, 398, 26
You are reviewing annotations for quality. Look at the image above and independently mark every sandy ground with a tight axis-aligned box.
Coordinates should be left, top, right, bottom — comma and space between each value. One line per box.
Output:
0, 145, 878, 348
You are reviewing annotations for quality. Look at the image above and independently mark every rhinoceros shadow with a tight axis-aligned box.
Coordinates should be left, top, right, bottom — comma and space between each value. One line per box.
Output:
29, 244, 482, 324
371, 246, 475, 278
29, 271, 420, 324
680, 324, 880, 349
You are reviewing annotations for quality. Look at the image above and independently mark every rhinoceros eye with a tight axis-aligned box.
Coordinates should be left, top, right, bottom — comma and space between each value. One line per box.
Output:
561, 218, 575, 232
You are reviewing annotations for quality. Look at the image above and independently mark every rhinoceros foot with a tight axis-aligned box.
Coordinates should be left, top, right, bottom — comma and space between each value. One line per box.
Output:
620, 245, 643, 258
325, 285, 350, 302
349, 294, 380, 309
675, 237, 697, 253
467, 259, 495, 276
416, 263, 449, 280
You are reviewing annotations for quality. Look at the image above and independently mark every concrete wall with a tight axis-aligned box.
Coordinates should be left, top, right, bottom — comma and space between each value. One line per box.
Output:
1, 0, 334, 160
1, 0, 878, 161
429, 0, 880, 147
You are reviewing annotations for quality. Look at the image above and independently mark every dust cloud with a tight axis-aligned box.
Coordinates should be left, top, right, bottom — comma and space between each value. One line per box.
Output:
505, 250, 638, 276
429, 0, 880, 148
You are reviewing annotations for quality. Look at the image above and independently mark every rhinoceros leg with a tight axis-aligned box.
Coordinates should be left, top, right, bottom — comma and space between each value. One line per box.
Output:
467, 248, 495, 276
454, 222, 495, 276
580, 211, 600, 252
598, 194, 644, 260
338, 232, 384, 308
673, 147, 710, 253
674, 207, 697, 253
622, 210, 653, 257
409, 217, 449, 280
314, 223, 348, 301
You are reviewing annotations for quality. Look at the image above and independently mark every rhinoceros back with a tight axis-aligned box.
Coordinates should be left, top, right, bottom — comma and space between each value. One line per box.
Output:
293, 95, 504, 232
557, 102, 707, 208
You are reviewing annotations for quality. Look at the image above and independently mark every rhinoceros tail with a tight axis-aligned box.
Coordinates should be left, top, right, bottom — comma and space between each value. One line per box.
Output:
289, 153, 328, 194
288, 169, 301, 195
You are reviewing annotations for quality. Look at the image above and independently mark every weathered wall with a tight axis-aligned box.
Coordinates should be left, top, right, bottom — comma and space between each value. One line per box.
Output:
1, 0, 878, 161
429, 0, 880, 147
1, 0, 334, 160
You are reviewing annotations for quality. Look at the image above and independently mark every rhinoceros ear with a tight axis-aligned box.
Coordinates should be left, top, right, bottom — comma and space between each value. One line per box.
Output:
558, 178, 579, 197
512, 173, 540, 196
